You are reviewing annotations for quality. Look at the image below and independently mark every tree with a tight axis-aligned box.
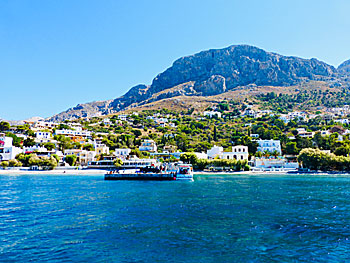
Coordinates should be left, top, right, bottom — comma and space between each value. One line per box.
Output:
16, 153, 34, 167
213, 126, 218, 141
0, 161, 9, 168
271, 150, 280, 157
65, 155, 77, 166
180, 153, 198, 165
8, 159, 22, 167
28, 155, 41, 167
52, 154, 60, 163
58, 124, 71, 130
334, 146, 350, 157
83, 144, 94, 151
0, 121, 10, 132
113, 158, 123, 168
23, 138, 36, 147
54, 135, 74, 151
40, 156, 58, 170
285, 142, 299, 155
43, 142, 56, 151
132, 129, 142, 137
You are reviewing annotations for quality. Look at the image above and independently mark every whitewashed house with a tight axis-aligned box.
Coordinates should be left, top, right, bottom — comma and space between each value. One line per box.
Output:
222, 145, 249, 161
257, 140, 282, 154
139, 140, 157, 152
113, 148, 131, 157
204, 111, 222, 118
207, 145, 223, 159
0, 133, 23, 161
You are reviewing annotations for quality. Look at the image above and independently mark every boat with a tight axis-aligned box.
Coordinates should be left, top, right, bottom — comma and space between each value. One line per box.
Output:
104, 162, 193, 181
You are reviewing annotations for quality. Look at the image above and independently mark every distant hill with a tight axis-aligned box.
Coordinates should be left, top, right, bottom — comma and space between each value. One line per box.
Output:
338, 59, 350, 76
49, 45, 349, 121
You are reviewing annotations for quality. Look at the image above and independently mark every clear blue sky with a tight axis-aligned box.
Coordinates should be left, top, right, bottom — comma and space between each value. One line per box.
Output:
1, 0, 350, 120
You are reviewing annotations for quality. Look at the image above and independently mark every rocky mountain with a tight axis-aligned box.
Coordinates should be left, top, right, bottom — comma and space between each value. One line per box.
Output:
338, 59, 350, 75
50, 44, 345, 121
49, 100, 113, 122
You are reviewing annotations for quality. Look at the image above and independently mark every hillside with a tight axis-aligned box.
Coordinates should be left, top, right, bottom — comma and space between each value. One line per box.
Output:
48, 45, 350, 121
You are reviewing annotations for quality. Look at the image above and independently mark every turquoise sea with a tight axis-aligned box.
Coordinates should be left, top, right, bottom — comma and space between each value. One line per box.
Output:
1, 173, 350, 262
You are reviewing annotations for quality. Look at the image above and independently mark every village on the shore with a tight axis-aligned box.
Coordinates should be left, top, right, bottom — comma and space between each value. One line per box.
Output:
1, 100, 350, 173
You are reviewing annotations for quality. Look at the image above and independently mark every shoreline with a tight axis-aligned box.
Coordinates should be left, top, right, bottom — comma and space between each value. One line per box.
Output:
0, 169, 107, 175
1, 169, 350, 176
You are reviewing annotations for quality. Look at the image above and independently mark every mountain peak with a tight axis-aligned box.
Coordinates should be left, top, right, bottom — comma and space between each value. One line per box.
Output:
50, 45, 340, 121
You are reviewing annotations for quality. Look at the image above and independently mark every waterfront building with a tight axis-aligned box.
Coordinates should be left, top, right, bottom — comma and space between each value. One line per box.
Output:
63, 149, 96, 166
253, 157, 299, 171
88, 156, 158, 169
193, 152, 208, 160
0, 133, 23, 161
222, 145, 249, 161
256, 140, 282, 154
207, 145, 224, 159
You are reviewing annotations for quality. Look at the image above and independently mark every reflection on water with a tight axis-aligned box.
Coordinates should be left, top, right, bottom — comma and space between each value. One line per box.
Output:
1, 174, 350, 262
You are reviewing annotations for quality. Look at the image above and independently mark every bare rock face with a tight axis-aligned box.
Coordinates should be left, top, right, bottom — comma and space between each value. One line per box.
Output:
50, 45, 340, 121
48, 100, 113, 122
111, 84, 149, 110
149, 45, 336, 94
194, 75, 226, 96
338, 59, 350, 75
111, 45, 336, 111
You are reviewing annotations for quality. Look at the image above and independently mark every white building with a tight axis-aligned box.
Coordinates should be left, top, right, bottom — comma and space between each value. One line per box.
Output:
254, 157, 298, 171
35, 132, 52, 140
55, 129, 92, 138
118, 115, 128, 121
113, 148, 131, 157
94, 143, 110, 155
280, 111, 307, 123
0, 134, 23, 161
193, 152, 208, 160
207, 145, 223, 159
320, 130, 330, 136
139, 139, 157, 152
243, 109, 256, 118
33, 121, 59, 129
256, 140, 282, 154
103, 118, 112, 125
335, 119, 350, 125
63, 149, 96, 166
296, 128, 314, 138
222, 145, 249, 161
204, 111, 222, 118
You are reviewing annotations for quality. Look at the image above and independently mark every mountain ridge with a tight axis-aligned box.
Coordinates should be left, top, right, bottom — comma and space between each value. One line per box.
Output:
48, 44, 349, 121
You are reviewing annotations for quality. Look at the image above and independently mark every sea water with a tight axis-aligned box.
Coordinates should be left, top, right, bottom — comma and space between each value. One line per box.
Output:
1, 174, 350, 262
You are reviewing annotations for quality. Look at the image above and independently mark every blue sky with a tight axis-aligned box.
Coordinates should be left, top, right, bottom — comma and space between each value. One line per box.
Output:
1, 0, 350, 120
